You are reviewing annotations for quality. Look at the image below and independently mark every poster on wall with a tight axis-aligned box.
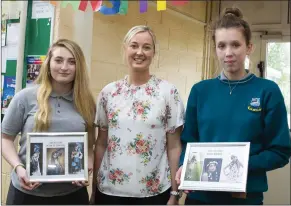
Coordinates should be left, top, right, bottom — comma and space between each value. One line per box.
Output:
32, 1, 54, 19
1, 19, 7, 47
26, 55, 46, 87
6, 23, 19, 46
1, 22, 19, 73
1, 76, 16, 114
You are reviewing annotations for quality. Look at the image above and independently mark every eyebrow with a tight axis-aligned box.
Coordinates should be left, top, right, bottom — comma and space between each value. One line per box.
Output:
54, 56, 75, 60
130, 41, 152, 46
217, 40, 241, 44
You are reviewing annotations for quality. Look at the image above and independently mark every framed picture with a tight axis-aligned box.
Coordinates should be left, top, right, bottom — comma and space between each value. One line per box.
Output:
26, 132, 88, 182
179, 142, 250, 192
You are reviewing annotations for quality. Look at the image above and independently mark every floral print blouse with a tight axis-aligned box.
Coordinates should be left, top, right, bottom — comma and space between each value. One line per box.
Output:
95, 75, 185, 197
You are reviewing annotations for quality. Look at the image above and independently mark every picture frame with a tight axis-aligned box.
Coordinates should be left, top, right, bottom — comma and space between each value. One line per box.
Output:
179, 142, 250, 193
26, 132, 88, 183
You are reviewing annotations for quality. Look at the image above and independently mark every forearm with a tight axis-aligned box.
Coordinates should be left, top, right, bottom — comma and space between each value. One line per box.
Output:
2, 135, 21, 168
179, 142, 187, 167
94, 144, 107, 173
248, 147, 291, 172
91, 146, 98, 194
88, 127, 95, 164
88, 148, 93, 165
167, 141, 182, 191
92, 142, 107, 190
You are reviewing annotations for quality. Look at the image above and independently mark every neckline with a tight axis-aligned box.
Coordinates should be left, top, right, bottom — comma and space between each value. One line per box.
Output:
218, 71, 255, 85
50, 90, 73, 101
124, 75, 155, 89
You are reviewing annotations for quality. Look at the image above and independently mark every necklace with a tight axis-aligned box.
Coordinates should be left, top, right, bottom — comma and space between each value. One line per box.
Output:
227, 74, 255, 95
228, 80, 240, 95
220, 71, 255, 95
225, 71, 247, 95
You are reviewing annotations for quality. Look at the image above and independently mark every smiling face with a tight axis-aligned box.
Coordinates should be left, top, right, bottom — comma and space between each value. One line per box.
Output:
215, 28, 252, 75
124, 31, 155, 73
208, 163, 217, 172
49, 46, 76, 85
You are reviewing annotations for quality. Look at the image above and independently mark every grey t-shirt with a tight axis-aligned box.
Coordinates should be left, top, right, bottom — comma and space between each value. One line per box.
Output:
2, 85, 86, 197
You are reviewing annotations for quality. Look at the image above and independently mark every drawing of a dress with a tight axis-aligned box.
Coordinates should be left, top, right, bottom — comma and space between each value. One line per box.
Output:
71, 143, 83, 173
223, 155, 243, 181
30, 145, 41, 176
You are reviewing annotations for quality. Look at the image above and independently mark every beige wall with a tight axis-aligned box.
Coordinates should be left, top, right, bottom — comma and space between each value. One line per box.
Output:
56, 1, 207, 103
1, 1, 208, 204
2, 1, 289, 205
89, 2, 207, 103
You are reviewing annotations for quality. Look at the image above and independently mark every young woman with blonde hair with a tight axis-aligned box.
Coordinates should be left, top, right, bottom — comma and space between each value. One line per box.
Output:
2, 39, 96, 205
91, 25, 185, 205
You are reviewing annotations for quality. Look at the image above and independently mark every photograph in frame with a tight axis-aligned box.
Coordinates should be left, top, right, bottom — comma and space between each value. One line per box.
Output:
179, 142, 250, 192
46, 147, 65, 176
26, 132, 88, 183
30, 143, 43, 176
68, 142, 84, 175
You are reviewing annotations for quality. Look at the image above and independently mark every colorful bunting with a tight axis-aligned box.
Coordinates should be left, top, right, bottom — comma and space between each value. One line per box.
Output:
171, 0, 188, 6
61, 1, 80, 11
157, 0, 166, 11
47, 0, 191, 13
118, 0, 128, 15
99, 0, 120, 15
49, 1, 57, 6
139, 0, 147, 13
79, 0, 102, 12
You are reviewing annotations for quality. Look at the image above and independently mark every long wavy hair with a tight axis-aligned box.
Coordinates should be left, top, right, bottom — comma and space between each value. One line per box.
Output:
34, 39, 96, 146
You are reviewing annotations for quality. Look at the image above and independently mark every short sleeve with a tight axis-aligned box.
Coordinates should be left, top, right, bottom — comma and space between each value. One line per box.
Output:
166, 85, 185, 133
95, 89, 109, 131
2, 90, 26, 137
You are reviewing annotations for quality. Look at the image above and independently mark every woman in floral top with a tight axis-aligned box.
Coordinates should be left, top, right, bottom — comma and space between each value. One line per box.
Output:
91, 25, 185, 205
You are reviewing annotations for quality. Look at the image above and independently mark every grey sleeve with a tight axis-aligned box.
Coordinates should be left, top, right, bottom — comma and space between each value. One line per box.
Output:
2, 91, 26, 137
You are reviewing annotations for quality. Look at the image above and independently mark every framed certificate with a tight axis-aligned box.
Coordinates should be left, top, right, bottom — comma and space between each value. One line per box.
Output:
179, 142, 250, 192
26, 132, 88, 182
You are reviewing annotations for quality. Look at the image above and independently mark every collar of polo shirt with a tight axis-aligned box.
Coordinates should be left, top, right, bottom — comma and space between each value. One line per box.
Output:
50, 90, 73, 101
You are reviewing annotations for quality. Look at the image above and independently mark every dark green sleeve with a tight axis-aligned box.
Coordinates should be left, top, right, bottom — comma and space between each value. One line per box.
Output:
248, 84, 291, 172
179, 85, 200, 166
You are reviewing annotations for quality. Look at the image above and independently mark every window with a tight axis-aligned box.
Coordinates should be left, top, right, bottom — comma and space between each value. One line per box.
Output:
265, 42, 290, 128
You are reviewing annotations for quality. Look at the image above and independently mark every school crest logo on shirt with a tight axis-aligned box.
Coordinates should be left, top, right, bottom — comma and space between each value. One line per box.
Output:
248, 98, 262, 112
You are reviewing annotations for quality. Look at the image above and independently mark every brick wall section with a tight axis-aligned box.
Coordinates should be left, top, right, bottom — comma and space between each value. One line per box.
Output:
1, 1, 207, 204
90, 1, 206, 104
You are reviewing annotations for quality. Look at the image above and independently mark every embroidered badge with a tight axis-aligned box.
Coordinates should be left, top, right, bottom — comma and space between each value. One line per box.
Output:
248, 98, 262, 112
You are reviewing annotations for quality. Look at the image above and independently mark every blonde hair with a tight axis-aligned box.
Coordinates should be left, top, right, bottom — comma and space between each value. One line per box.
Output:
123, 25, 157, 53
122, 25, 158, 68
34, 39, 96, 146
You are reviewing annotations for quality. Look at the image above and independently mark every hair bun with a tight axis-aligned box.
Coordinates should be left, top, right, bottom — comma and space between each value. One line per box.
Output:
223, 8, 243, 19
